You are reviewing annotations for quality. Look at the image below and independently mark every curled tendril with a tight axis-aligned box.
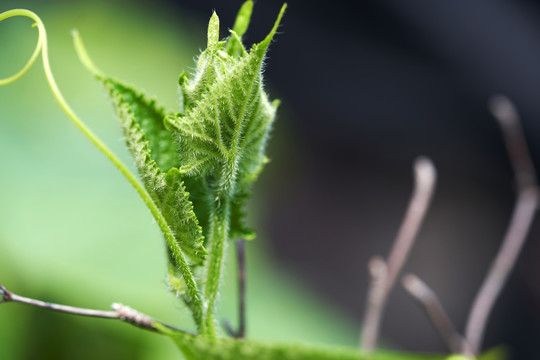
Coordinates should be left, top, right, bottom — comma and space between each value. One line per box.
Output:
0, 9, 102, 146
71, 29, 104, 78
0, 11, 43, 86
0, 9, 154, 214
0, 9, 153, 212
0, 9, 199, 312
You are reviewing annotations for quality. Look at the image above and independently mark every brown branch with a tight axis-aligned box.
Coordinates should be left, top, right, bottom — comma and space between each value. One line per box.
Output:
360, 256, 388, 353
223, 239, 247, 338
0, 284, 193, 334
236, 239, 247, 338
488, 95, 537, 190
402, 274, 472, 356
464, 95, 539, 355
464, 188, 538, 354
361, 157, 437, 353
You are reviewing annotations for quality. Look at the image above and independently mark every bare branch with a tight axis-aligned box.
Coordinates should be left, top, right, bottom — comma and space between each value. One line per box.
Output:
464, 187, 538, 354
236, 239, 247, 338
361, 157, 437, 353
402, 274, 472, 356
222, 319, 237, 338
360, 256, 388, 353
385, 157, 437, 288
464, 95, 539, 355
488, 95, 537, 190
1, 284, 118, 319
0, 284, 193, 334
222, 239, 247, 338
112, 303, 155, 331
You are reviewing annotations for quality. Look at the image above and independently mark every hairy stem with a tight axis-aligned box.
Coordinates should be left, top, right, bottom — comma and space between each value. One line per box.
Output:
0, 10, 203, 330
202, 197, 231, 338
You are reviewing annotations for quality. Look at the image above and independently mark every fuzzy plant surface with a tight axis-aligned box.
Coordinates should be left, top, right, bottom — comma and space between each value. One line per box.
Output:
0, 2, 508, 360
72, 0, 286, 338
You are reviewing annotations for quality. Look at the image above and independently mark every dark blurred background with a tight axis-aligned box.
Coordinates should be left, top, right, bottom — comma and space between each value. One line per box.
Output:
1, 0, 540, 359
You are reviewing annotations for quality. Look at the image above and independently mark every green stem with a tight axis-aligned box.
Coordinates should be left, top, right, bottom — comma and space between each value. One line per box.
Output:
202, 197, 231, 338
0, 9, 203, 330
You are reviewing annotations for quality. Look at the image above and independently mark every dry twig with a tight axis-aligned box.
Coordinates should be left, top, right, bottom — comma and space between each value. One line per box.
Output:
402, 274, 472, 356
361, 157, 437, 353
464, 95, 538, 355
0, 284, 192, 334
223, 239, 247, 338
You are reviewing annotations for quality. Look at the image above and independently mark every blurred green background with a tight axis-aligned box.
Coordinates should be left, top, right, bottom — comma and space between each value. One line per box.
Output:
0, 0, 359, 358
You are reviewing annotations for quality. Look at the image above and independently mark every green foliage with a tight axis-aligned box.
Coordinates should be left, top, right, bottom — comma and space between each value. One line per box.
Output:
165, 4, 282, 237
158, 323, 485, 360
88, 75, 206, 323
99, 77, 206, 265
74, 0, 286, 337
159, 323, 506, 360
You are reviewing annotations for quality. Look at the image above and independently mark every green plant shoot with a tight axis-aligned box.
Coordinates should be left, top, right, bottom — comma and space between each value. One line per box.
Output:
73, 0, 285, 337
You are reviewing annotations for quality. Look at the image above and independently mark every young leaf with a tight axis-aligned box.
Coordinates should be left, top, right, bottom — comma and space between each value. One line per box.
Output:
72, 1, 287, 336
166, 3, 287, 337
165, 3, 286, 236
73, 32, 207, 323
229, 188, 256, 240
100, 77, 206, 266
93, 77, 208, 324
225, 0, 254, 56
103, 80, 179, 170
